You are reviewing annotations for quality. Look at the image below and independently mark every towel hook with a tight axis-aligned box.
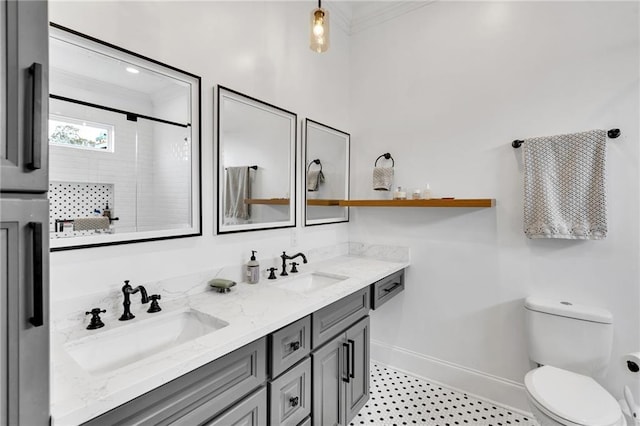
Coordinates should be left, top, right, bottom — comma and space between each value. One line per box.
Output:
374, 153, 394, 167
512, 128, 621, 148
307, 159, 322, 174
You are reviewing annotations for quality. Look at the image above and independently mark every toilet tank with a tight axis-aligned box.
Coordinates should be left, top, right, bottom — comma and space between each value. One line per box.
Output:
524, 297, 613, 377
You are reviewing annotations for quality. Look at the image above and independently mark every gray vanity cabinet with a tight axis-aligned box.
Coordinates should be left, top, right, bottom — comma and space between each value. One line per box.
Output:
311, 287, 370, 426
1, 0, 49, 192
311, 317, 370, 426
1, 1, 50, 424
83, 338, 267, 425
0, 197, 50, 426
370, 269, 405, 310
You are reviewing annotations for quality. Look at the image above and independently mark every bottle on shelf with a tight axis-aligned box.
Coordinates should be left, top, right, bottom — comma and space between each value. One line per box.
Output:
422, 184, 432, 200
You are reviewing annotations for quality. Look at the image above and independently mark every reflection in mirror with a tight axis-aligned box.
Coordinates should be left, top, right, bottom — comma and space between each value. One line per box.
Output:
217, 87, 296, 233
305, 119, 350, 225
48, 24, 201, 250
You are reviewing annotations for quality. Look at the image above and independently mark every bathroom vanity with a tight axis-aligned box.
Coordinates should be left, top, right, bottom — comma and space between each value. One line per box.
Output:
51, 254, 408, 425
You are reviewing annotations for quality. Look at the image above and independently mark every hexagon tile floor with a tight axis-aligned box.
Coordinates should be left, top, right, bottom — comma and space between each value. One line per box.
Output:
350, 363, 539, 426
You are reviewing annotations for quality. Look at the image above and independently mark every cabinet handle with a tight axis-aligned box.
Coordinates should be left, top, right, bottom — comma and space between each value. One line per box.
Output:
342, 342, 350, 383
289, 396, 299, 407
348, 339, 356, 379
383, 282, 402, 293
28, 222, 44, 327
27, 63, 44, 171
289, 341, 300, 351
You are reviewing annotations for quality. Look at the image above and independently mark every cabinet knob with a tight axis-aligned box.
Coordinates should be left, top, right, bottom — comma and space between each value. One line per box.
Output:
289, 341, 300, 351
289, 396, 299, 407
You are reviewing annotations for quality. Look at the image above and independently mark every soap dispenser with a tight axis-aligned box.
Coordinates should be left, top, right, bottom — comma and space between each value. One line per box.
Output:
246, 250, 260, 284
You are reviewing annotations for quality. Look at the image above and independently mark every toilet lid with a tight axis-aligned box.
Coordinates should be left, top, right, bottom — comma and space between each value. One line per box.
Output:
525, 366, 621, 426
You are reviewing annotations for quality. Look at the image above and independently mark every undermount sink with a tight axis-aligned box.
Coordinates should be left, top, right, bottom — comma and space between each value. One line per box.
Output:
64, 308, 228, 375
276, 272, 349, 293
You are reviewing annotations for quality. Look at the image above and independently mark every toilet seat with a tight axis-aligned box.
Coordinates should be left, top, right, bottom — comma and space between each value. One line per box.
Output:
525, 366, 623, 426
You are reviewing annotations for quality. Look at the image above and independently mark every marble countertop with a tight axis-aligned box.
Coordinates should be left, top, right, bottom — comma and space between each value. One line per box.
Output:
51, 254, 409, 425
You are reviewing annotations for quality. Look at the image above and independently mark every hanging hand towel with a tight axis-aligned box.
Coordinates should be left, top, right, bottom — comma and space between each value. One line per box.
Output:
373, 167, 394, 191
523, 129, 607, 240
225, 166, 251, 220
307, 169, 325, 192
74, 216, 110, 231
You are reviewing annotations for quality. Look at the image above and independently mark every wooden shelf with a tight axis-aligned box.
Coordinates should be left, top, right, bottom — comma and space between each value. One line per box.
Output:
307, 199, 342, 206
244, 198, 289, 205
339, 199, 495, 208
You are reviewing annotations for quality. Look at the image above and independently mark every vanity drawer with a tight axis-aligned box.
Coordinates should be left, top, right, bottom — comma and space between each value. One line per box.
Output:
370, 269, 405, 310
298, 416, 312, 426
268, 357, 311, 426
312, 287, 369, 349
204, 386, 267, 426
270, 315, 311, 379
82, 337, 267, 426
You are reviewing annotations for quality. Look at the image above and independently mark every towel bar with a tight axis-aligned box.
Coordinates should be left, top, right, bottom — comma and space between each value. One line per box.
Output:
374, 153, 395, 167
512, 128, 621, 148
225, 165, 258, 170
307, 159, 322, 174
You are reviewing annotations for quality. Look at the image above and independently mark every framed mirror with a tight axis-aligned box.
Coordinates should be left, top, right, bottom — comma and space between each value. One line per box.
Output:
304, 119, 350, 226
48, 24, 201, 250
217, 87, 296, 233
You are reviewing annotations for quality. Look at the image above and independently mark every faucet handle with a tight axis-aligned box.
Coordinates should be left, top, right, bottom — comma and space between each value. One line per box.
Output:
147, 294, 162, 313
267, 267, 277, 280
85, 308, 106, 330
290, 262, 299, 273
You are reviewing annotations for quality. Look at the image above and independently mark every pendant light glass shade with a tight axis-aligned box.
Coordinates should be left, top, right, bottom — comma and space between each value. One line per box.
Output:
310, 5, 330, 53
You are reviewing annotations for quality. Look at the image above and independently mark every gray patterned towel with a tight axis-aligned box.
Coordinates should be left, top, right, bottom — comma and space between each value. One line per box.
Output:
373, 167, 394, 191
74, 216, 110, 231
523, 129, 607, 240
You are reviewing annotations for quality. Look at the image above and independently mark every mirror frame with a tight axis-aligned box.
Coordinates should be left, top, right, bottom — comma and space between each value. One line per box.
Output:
216, 86, 297, 234
48, 23, 202, 251
304, 118, 350, 226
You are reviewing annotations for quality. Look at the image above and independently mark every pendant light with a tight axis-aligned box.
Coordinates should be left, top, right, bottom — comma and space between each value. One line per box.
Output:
310, 0, 330, 53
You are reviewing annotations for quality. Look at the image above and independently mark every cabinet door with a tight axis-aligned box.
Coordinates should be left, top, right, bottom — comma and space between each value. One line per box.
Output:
268, 357, 311, 426
1, 0, 49, 192
344, 317, 370, 424
311, 334, 345, 426
204, 387, 267, 426
0, 196, 50, 425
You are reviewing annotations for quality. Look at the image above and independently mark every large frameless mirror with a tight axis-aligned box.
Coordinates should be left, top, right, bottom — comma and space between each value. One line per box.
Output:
217, 87, 296, 234
48, 24, 201, 250
304, 119, 349, 226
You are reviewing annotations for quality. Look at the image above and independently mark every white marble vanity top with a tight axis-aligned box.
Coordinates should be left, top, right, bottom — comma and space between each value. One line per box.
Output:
51, 253, 409, 425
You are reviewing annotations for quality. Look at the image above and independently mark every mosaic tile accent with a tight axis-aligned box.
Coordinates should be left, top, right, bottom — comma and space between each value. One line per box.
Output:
351, 363, 538, 426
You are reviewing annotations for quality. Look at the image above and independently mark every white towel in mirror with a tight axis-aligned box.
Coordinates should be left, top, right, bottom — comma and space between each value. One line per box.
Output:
307, 170, 325, 191
225, 166, 251, 220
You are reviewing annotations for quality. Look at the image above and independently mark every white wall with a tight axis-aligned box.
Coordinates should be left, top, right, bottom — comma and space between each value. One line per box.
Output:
49, 1, 351, 300
348, 1, 639, 406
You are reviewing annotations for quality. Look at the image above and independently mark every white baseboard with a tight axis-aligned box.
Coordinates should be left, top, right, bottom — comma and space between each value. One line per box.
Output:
371, 339, 533, 416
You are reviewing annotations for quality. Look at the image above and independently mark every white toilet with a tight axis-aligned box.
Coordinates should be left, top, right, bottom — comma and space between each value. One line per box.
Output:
524, 297, 626, 426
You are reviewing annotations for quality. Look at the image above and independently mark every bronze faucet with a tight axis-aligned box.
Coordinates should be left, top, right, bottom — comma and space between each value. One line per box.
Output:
280, 252, 308, 276
119, 280, 149, 321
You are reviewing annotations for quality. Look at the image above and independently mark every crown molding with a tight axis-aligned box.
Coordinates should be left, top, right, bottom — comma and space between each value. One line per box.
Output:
325, 0, 353, 35
349, 1, 436, 35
